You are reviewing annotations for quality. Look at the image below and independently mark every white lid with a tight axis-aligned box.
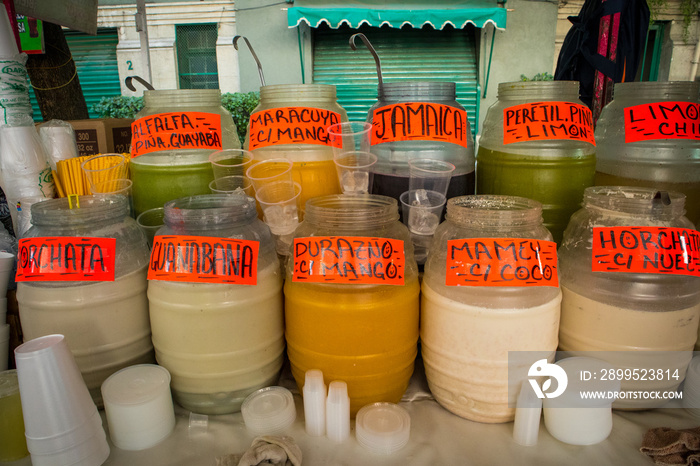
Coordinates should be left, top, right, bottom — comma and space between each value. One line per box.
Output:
101, 364, 171, 406
241, 386, 296, 435
355, 403, 410, 454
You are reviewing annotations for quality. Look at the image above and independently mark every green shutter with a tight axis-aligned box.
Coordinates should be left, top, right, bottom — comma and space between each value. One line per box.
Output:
312, 25, 479, 136
30, 28, 122, 121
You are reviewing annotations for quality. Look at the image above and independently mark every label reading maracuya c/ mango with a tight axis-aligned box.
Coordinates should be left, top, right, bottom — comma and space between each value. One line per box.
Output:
130, 112, 222, 157
592, 227, 700, 276
248, 107, 341, 150
292, 236, 405, 285
370, 103, 468, 147
148, 235, 259, 285
16, 237, 116, 282
624, 102, 700, 143
503, 101, 595, 145
446, 238, 558, 287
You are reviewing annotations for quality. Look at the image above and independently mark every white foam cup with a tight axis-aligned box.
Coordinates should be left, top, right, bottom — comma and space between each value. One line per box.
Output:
101, 364, 175, 451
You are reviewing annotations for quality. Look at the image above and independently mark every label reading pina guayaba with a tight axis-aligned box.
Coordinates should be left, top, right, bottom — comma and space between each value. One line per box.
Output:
148, 235, 259, 285
131, 112, 223, 158
16, 237, 116, 282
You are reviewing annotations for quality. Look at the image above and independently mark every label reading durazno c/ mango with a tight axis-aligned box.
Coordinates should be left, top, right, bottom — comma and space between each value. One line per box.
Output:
446, 238, 559, 287
248, 107, 341, 150
624, 102, 700, 143
592, 227, 700, 276
292, 236, 405, 285
370, 102, 469, 147
503, 101, 595, 145
148, 235, 259, 285
131, 112, 222, 157
16, 237, 116, 282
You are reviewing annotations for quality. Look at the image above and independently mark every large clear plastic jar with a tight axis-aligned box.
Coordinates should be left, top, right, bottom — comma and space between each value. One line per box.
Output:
244, 84, 347, 211
421, 195, 561, 423
367, 82, 475, 202
284, 194, 419, 415
477, 81, 596, 244
130, 89, 240, 217
147, 194, 284, 414
17, 196, 153, 407
558, 186, 700, 409
595, 82, 700, 227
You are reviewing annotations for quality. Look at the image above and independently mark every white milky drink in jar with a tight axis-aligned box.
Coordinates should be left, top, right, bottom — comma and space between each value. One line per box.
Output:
558, 187, 700, 409
147, 194, 284, 414
17, 196, 154, 407
421, 195, 561, 423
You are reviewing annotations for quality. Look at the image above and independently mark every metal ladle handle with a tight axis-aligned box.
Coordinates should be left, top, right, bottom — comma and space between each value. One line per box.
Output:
125, 75, 155, 91
234, 35, 266, 87
349, 33, 383, 87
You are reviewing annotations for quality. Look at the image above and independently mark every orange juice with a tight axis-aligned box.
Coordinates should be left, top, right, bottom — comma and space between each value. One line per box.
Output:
291, 158, 340, 212
284, 279, 420, 415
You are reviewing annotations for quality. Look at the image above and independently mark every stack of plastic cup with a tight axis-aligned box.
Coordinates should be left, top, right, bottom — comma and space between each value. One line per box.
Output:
14, 334, 110, 466
683, 355, 700, 418
326, 381, 350, 443
101, 364, 175, 451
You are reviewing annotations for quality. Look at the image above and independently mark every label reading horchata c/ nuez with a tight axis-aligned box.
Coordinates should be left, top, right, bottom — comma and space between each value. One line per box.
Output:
16, 237, 116, 282
446, 238, 559, 287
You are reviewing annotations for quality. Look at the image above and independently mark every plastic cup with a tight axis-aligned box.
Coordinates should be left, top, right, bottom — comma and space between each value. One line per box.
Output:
81, 153, 128, 192
209, 175, 254, 197
246, 158, 294, 193
303, 369, 326, 437
101, 364, 175, 451
136, 207, 165, 249
256, 181, 302, 256
400, 190, 446, 236
0, 370, 30, 462
327, 122, 372, 157
92, 179, 134, 217
326, 381, 350, 443
210, 149, 254, 180
0, 251, 15, 298
408, 158, 455, 197
334, 151, 377, 195
0, 324, 9, 372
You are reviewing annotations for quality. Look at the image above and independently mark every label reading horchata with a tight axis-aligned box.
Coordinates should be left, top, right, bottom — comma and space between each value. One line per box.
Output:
16, 237, 116, 282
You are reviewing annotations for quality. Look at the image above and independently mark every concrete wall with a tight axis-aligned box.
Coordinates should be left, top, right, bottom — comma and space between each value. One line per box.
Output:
235, 0, 303, 92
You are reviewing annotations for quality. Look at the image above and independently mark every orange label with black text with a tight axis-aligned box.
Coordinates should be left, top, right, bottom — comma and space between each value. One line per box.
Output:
592, 227, 700, 276
16, 237, 116, 282
248, 107, 341, 150
624, 102, 700, 143
370, 103, 468, 147
130, 112, 222, 157
292, 236, 405, 285
446, 238, 558, 287
148, 235, 259, 284
503, 101, 595, 145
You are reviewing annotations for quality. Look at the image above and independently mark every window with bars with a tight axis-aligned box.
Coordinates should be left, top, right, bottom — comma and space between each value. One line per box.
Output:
176, 23, 220, 89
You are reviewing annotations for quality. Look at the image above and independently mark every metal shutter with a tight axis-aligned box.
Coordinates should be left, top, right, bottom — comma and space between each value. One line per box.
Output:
312, 25, 480, 136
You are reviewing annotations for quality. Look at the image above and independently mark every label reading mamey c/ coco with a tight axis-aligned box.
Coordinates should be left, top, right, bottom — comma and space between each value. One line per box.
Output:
16, 237, 116, 282
370, 102, 468, 147
446, 238, 558, 287
292, 236, 405, 285
624, 102, 700, 143
592, 227, 700, 276
248, 107, 341, 150
148, 235, 259, 285
131, 112, 222, 157
503, 101, 595, 145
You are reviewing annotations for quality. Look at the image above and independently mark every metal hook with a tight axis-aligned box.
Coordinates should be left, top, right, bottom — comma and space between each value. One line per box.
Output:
349, 33, 383, 87
125, 76, 155, 92
233, 35, 266, 87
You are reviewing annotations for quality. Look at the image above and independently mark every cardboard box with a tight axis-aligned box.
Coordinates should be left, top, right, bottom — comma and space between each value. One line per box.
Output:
68, 118, 134, 157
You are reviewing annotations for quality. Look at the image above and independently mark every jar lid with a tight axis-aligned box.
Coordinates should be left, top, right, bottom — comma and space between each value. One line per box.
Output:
355, 402, 411, 454
0, 368, 19, 399
101, 364, 171, 406
241, 386, 296, 435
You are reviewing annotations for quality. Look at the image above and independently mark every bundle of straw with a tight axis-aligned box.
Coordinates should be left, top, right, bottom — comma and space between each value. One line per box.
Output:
53, 153, 131, 198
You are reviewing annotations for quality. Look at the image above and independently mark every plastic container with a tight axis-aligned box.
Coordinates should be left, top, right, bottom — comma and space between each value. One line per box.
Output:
244, 84, 347, 212
421, 195, 561, 423
0, 370, 29, 462
303, 369, 326, 436
17, 196, 154, 407
241, 386, 296, 435
595, 82, 700, 227
477, 81, 596, 243
367, 82, 474, 204
558, 186, 700, 408
129, 89, 241, 217
147, 194, 284, 414
326, 381, 350, 443
285, 194, 420, 415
